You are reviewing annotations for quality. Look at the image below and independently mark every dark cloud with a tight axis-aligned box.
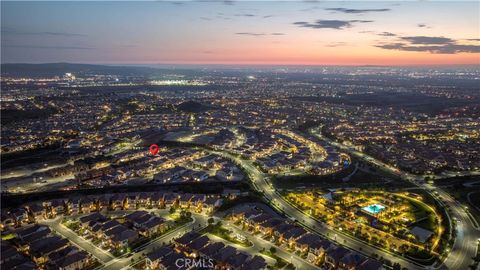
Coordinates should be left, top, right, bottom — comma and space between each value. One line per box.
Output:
400, 36, 453, 45
326, 42, 347, 47
2, 29, 86, 37
378, 32, 396, 36
293, 20, 373, 29
215, 13, 231, 20
4, 45, 93, 50
234, 13, 256, 17
195, 0, 234, 4
376, 43, 480, 54
325, 8, 390, 14
236, 32, 265, 36
235, 14, 273, 19
42, 32, 86, 37
417, 23, 428, 28
222, 0, 235, 5
235, 32, 286, 36
376, 35, 480, 54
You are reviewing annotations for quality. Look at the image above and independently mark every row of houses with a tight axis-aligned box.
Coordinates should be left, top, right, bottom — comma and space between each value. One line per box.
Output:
222, 129, 278, 159
78, 210, 169, 251
1, 224, 91, 270
255, 149, 310, 173
1, 192, 224, 230
153, 166, 210, 183
74, 148, 207, 185
310, 153, 350, 175
229, 205, 384, 270
208, 128, 237, 149
152, 152, 245, 184
146, 231, 267, 270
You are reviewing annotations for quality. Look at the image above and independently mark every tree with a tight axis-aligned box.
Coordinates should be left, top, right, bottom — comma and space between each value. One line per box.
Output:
208, 217, 215, 225
122, 197, 129, 210
169, 206, 175, 214
269, 247, 277, 254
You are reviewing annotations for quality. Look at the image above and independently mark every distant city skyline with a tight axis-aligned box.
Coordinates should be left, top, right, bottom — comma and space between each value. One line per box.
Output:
1, 1, 479, 65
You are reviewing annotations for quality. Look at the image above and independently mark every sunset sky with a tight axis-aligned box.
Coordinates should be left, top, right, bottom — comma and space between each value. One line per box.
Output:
1, 1, 479, 66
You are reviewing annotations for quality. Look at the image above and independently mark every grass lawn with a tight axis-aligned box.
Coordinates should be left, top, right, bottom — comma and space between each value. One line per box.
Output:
202, 223, 253, 247
413, 215, 437, 232
406, 197, 437, 232
64, 219, 81, 231
1, 233, 16, 240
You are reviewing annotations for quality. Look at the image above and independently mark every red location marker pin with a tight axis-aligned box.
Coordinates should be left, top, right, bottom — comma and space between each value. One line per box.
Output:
149, 144, 159, 156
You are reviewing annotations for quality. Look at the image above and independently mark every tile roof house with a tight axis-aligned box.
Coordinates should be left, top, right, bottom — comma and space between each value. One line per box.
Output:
174, 231, 201, 248
212, 246, 237, 262
52, 251, 89, 270
338, 251, 367, 270
295, 233, 323, 253
185, 235, 209, 256
282, 227, 307, 247
241, 256, 267, 270
29, 236, 69, 264
15, 224, 49, 242
325, 246, 351, 269
110, 228, 139, 249
224, 251, 249, 270
145, 246, 174, 270
198, 242, 225, 258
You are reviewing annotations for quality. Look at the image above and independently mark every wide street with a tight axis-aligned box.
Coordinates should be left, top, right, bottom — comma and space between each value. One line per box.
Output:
309, 127, 480, 270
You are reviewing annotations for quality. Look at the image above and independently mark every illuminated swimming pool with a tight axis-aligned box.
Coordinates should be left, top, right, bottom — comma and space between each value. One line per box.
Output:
362, 204, 386, 214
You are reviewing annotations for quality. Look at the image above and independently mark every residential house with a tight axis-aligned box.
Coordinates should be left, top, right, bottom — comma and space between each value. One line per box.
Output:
325, 246, 350, 269
53, 251, 89, 270
145, 246, 174, 270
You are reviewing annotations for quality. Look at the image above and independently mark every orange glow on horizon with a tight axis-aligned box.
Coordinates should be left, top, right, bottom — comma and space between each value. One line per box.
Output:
123, 50, 480, 66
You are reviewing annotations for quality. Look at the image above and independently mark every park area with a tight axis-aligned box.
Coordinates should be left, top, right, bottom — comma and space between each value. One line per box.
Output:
285, 189, 443, 259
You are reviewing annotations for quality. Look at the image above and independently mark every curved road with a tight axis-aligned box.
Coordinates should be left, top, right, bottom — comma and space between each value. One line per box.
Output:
210, 150, 427, 270
210, 125, 480, 270
309, 127, 480, 270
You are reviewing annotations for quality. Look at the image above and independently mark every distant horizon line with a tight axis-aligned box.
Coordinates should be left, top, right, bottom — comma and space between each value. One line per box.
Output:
2, 62, 480, 68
